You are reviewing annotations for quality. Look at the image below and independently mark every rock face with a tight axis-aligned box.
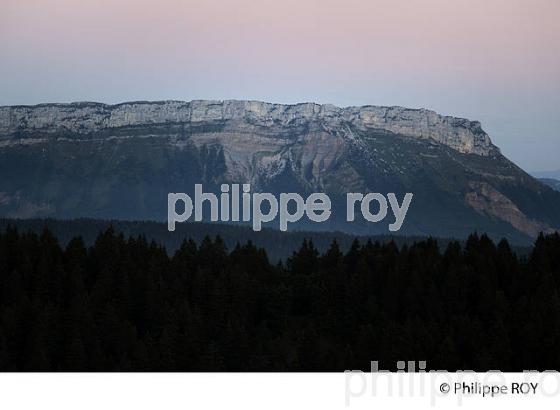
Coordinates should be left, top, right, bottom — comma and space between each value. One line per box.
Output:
0, 100, 495, 155
0, 99, 558, 244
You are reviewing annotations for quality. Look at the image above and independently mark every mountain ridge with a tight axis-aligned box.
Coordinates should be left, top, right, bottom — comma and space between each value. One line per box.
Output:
0, 99, 558, 243
532, 170, 560, 180
0, 99, 496, 156
539, 178, 560, 192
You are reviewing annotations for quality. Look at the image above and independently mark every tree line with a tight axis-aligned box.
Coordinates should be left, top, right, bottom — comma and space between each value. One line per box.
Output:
0, 225, 558, 371
0, 218, 475, 263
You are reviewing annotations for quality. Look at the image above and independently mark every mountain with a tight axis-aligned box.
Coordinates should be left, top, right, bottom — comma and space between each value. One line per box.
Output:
533, 170, 560, 180
1, 100, 559, 244
539, 178, 560, 192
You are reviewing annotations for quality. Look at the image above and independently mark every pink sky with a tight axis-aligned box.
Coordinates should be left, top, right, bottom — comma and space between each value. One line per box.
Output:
1, 0, 559, 170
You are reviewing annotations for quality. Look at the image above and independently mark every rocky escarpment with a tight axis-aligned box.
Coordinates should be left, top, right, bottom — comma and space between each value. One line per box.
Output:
0, 99, 558, 243
0, 100, 496, 156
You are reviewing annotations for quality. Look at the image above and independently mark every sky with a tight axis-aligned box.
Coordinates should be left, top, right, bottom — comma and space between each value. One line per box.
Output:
1, 0, 559, 172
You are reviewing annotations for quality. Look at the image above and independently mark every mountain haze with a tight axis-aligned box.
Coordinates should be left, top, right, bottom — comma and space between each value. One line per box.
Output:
532, 170, 560, 180
539, 178, 560, 192
1, 100, 559, 243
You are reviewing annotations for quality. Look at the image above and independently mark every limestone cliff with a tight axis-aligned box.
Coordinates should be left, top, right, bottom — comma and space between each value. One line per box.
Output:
0, 100, 495, 155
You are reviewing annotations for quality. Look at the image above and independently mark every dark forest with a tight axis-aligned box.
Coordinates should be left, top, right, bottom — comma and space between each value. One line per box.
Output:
0, 225, 559, 371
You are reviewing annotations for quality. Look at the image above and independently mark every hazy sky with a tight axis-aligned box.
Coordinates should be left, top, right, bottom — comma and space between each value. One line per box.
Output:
1, 0, 559, 171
